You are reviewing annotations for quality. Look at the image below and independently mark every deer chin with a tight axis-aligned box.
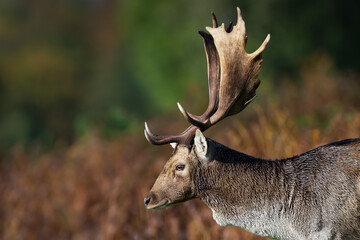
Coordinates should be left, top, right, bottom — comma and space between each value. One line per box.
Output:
147, 199, 170, 210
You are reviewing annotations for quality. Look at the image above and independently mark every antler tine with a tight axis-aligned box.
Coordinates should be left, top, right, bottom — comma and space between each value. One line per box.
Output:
177, 102, 210, 130
235, 7, 247, 42
144, 122, 198, 146
211, 12, 218, 28
250, 33, 271, 58
226, 21, 233, 33
145, 122, 181, 145
144, 122, 170, 145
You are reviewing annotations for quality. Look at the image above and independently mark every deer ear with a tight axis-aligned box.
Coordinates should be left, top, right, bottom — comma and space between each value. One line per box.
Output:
194, 129, 208, 159
170, 142, 177, 149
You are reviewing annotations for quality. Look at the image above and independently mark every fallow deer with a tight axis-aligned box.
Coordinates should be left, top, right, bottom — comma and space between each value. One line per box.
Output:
144, 8, 360, 240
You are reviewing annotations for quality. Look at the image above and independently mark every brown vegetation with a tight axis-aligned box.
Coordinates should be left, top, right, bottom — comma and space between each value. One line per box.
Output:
1, 57, 360, 239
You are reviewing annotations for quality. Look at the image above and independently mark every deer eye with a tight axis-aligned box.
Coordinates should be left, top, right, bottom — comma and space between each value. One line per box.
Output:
175, 164, 185, 171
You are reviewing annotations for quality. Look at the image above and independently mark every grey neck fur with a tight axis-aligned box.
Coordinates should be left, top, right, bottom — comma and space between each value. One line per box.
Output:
194, 138, 360, 240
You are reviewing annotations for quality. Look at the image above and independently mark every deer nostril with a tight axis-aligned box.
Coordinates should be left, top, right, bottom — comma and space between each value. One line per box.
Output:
144, 196, 151, 207
144, 191, 154, 207
144, 191, 154, 208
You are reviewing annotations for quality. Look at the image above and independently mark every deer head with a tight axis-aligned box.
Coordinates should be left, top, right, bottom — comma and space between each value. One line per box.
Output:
144, 7, 270, 210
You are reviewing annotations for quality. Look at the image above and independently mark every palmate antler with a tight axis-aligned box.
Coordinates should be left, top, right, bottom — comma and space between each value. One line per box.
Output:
145, 7, 270, 146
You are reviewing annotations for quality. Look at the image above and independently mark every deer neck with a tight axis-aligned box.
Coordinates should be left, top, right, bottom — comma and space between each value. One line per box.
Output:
194, 139, 296, 239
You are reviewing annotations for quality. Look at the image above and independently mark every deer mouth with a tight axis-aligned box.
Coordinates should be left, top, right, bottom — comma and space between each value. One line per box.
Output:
147, 199, 170, 210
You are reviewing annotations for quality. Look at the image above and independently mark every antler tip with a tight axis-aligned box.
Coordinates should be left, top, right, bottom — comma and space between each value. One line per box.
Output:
144, 122, 160, 145
250, 33, 271, 57
144, 129, 152, 143
220, 23, 225, 30
235, 7, 246, 33
261, 33, 271, 49
177, 102, 197, 125
265, 33, 271, 42
144, 122, 150, 131
177, 102, 185, 114
236, 7, 243, 21
226, 21, 233, 33
144, 128, 148, 137
211, 11, 218, 28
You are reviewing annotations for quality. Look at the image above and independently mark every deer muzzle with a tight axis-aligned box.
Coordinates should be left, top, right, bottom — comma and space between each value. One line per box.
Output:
144, 191, 169, 210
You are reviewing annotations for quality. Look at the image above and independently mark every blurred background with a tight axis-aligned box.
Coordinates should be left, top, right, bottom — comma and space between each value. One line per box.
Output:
0, 0, 360, 239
